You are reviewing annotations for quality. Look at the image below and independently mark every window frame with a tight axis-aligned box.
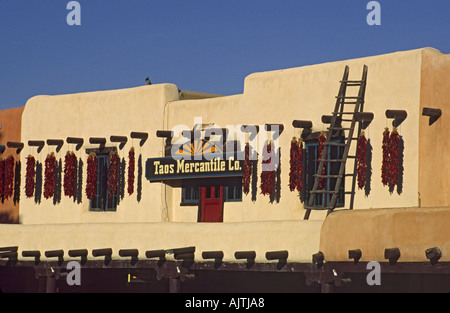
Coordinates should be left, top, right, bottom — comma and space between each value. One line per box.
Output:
304, 137, 345, 208
88, 149, 119, 212
180, 178, 243, 205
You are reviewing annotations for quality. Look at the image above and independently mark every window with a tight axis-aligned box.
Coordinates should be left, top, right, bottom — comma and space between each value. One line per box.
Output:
181, 178, 242, 205
304, 138, 345, 208
225, 184, 242, 202
182, 185, 199, 204
90, 153, 118, 212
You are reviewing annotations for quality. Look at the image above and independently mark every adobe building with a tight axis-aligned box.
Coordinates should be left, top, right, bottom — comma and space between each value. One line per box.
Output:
0, 106, 24, 224
0, 47, 448, 293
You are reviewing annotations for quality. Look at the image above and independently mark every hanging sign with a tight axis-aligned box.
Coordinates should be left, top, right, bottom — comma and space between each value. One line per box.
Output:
146, 138, 243, 181
146, 156, 243, 181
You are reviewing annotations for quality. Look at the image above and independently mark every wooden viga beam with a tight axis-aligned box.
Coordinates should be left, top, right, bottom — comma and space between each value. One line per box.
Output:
384, 247, 401, 265
68, 249, 88, 264
7, 142, 24, 153
130, 132, 148, 146
22, 250, 41, 264
354, 112, 374, 129
119, 249, 139, 265
46, 139, 64, 152
385, 110, 407, 127
422, 107, 442, 126
28, 140, 45, 153
66, 137, 84, 150
0, 246, 18, 260
425, 247, 441, 265
110, 135, 128, 150
234, 251, 256, 269
89, 137, 107, 145
264, 124, 284, 138
92, 248, 113, 265
292, 120, 313, 139
44, 249, 64, 265
156, 130, 174, 138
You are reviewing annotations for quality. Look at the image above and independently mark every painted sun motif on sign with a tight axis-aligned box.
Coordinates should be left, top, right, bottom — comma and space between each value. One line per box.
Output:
173, 138, 223, 158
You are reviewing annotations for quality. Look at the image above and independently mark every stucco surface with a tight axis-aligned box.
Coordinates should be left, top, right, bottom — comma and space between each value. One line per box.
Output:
0, 106, 24, 223
419, 48, 450, 207
0, 220, 323, 263
319, 206, 450, 262
167, 48, 424, 221
20, 84, 179, 225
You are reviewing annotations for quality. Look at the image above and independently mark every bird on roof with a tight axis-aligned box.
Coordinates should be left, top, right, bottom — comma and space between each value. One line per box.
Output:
145, 77, 152, 85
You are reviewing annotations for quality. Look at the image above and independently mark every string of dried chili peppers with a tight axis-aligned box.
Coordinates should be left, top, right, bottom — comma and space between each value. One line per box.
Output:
44, 152, 56, 199
0, 158, 4, 199
389, 127, 400, 188
127, 147, 135, 196
297, 139, 304, 193
107, 151, 120, 198
242, 143, 252, 195
4, 155, 15, 199
317, 132, 327, 189
86, 152, 97, 201
356, 131, 368, 189
381, 127, 390, 186
25, 155, 36, 198
289, 138, 300, 192
63, 151, 77, 198
260, 140, 275, 196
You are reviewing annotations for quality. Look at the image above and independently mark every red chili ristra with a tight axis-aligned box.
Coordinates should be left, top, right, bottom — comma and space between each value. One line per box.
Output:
356, 132, 368, 190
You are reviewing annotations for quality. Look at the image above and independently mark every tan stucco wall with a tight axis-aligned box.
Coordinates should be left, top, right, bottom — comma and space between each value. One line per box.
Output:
0, 220, 323, 263
167, 49, 424, 222
1, 48, 449, 265
16, 48, 448, 226
319, 206, 450, 262
0, 106, 24, 224
20, 84, 180, 225
419, 48, 450, 207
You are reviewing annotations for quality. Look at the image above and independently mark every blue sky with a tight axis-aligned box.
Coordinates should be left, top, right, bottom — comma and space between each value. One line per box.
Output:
0, 0, 449, 110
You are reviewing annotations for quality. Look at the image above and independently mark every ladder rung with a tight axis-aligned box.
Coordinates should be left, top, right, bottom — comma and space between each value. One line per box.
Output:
314, 174, 343, 178
341, 118, 354, 122
341, 80, 364, 83
328, 127, 352, 131
304, 206, 331, 211
304, 206, 334, 211
310, 190, 339, 194
336, 112, 358, 115
323, 142, 347, 147
347, 155, 356, 159
323, 159, 346, 162
336, 96, 360, 99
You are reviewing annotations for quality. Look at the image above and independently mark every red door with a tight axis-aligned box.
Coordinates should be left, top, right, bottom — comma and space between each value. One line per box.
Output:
199, 186, 224, 222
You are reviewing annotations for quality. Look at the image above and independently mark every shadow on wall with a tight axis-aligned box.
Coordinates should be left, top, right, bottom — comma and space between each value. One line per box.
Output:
0, 212, 19, 224
269, 148, 281, 204
53, 159, 62, 205
137, 154, 142, 203
364, 139, 373, 197
34, 161, 42, 204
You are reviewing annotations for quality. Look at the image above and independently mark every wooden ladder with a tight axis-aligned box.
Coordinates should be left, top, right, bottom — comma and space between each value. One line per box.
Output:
304, 65, 368, 220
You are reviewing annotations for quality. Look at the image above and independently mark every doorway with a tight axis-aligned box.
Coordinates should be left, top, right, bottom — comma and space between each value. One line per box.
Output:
198, 186, 224, 222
